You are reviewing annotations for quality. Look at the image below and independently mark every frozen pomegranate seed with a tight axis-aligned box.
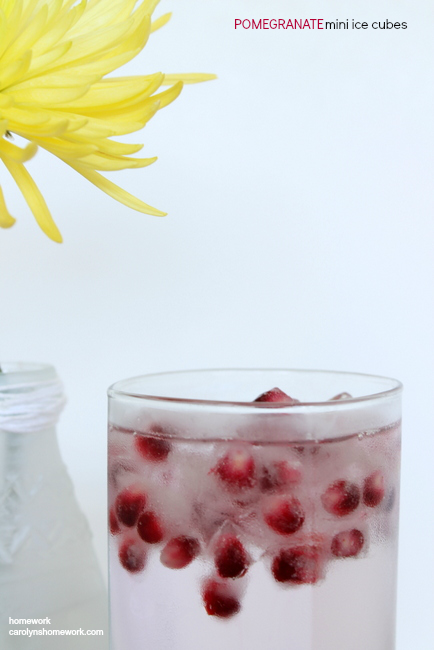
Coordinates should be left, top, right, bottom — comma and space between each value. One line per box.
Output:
260, 460, 302, 492
259, 468, 277, 493
214, 535, 249, 579
137, 510, 164, 544
272, 545, 322, 584
202, 578, 241, 618
115, 487, 147, 527
254, 387, 299, 404
135, 425, 172, 462
118, 538, 147, 574
363, 471, 385, 508
331, 529, 364, 558
263, 495, 305, 535
321, 480, 360, 517
160, 536, 200, 569
329, 392, 352, 401
109, 507, 121, 535
212, 447, 256, 491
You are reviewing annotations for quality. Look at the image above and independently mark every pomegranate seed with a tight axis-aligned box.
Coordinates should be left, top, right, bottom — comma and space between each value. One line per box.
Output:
115, 487, 147, 527
331, 529, 364, 558
263, 495, 305, 535
118, 538, 147, 573
202, 579, 241, 618
254, 387, 298, 403
160, 536, 200, 569
329, 392, 352, 401
214, 535, 249, 579
212, 447, 256, 491
260, 460, 302, 493
135, 425, 172, 462
137, 510, 164, 544
272, 545, 322, 584
363, 471, 385, 508
109, 507, 121, 535
321, 480, 360, 517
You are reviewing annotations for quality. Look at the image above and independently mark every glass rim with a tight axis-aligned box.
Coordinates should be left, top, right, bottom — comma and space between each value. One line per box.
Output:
108, 367, 403, 410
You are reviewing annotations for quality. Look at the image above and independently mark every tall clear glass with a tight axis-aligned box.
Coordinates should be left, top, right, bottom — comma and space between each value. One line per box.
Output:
108, 369, 402, 650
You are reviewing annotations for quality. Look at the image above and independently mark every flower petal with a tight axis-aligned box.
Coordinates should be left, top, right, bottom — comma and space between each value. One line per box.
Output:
0, 4, 48, 68
0, 51, 32, 88
68, 0, 136, 35
29, 40, 72, 77
1, 156, 62, 242
151, 12, 171, 33
58, 73, 164, 111
0, 184, 16, 228
36, 137, 97, 159
6, 83, 93, 104
162, 73, 217, 85
0, 137, 38, 163
68, 161, 166, 217
74, 152, 157, 171
0, 120, 9, 137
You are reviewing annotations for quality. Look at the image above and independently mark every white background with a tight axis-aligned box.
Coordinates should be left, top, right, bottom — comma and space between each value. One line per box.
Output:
0, 0, 433, 647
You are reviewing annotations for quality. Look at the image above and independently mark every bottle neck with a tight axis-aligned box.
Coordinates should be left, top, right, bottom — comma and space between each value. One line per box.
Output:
0, 363, 66, 434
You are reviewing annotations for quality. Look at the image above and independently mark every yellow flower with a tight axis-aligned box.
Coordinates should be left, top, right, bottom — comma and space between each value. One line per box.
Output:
0, 0, 214, 242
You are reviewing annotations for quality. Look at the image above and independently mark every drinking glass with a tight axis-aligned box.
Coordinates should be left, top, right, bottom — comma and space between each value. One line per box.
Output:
108, 369, 402, 650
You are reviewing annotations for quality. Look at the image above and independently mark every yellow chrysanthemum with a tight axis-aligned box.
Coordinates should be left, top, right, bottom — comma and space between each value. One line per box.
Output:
0, 0, 214, 242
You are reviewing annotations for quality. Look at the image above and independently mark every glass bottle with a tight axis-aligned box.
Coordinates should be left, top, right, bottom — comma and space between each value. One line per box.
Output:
0, 363, 107, 649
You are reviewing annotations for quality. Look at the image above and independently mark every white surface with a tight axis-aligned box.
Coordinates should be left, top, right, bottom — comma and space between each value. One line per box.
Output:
0, 0, 432, 648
